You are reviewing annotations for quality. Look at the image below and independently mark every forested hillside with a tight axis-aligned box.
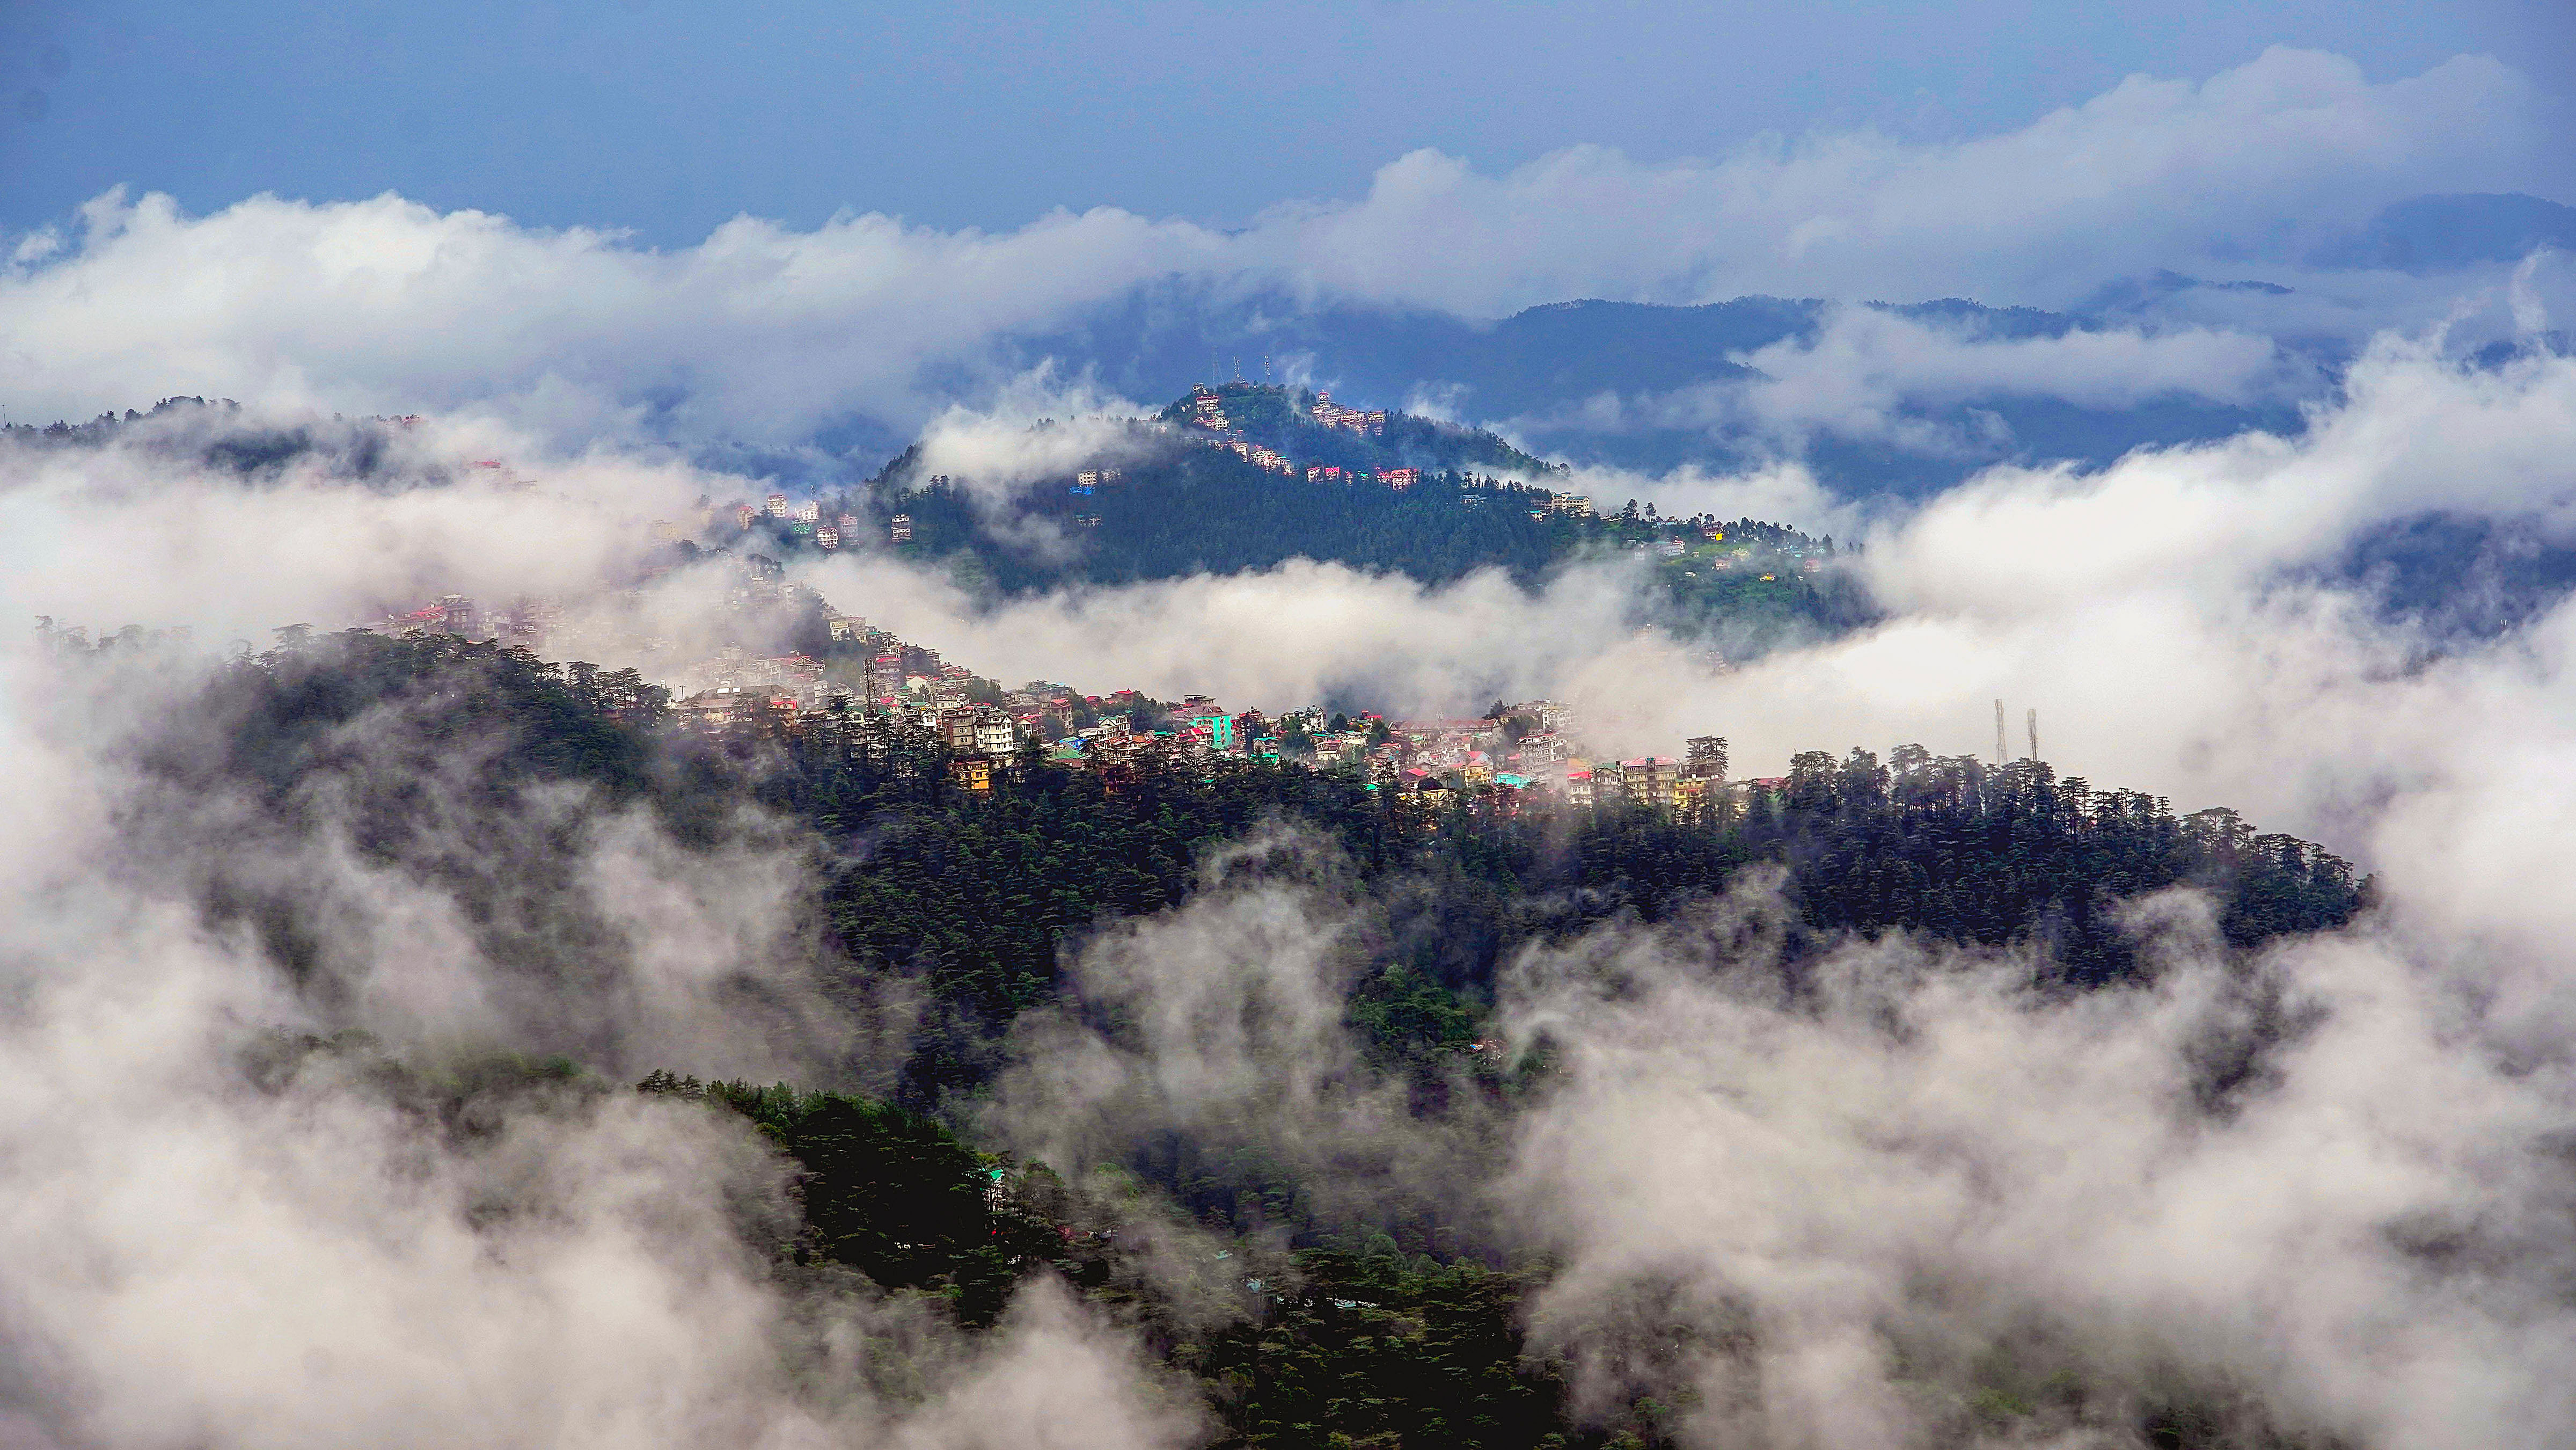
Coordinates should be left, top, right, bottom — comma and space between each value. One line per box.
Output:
1002, 292, 2308, 482
130, 630, 2366, 1448
724, 386, 1879, 646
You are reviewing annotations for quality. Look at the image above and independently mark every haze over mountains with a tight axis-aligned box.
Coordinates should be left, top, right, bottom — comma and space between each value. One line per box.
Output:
11, 31, 2576, 1450
1008, 192, 2576, 486
3, 47, 2566, 481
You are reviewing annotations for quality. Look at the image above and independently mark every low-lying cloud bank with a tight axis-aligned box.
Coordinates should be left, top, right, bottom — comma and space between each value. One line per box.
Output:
10, 304, 2576, 1443
0, 637, 1206, 1446
0, 49, 2558, 451
13, 330, 2576, 829
1497, 884, 2576, 1449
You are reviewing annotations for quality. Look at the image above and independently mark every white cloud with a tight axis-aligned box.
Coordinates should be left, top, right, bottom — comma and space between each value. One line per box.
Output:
0, 50, 2543, 449
801, 548, 1667, 715
13, 242, 2576, 1448
0, 411, 715, 647
11, 41, 2576, 1446
1497, 890, 2576, 1449
1735, 306, 2297, 436
1501, 304, 2310, 459
0, 638, 1185, 1446
1558, 457, 1872, 542
1274, 49, 2531, 311
0, 187, 1223, 446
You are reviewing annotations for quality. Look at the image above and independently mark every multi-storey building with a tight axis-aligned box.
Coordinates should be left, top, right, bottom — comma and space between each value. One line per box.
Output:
973, 715, 1020, 757
938, 704, 1022, 759
1618, 756, 1681, 809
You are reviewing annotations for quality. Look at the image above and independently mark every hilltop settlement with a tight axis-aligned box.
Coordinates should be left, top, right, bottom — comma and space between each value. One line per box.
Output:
353, 551, 1741, 818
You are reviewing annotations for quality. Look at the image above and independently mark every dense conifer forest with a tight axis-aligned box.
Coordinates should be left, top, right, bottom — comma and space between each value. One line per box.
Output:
722, 385, 1872, 645
118, 630, 2366, 1448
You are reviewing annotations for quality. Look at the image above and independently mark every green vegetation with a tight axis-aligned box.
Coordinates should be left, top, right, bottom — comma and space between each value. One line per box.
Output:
1145, 382, 1554, 477
727, 386, 1875, 649
136, 631, 2364, 1448
164, 629, 2358, 1093
865, 453, 1582, 592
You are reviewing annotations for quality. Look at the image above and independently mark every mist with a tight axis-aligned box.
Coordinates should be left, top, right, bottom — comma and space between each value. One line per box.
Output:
1, 50, 2558, 456
8, 283, 2576, 1446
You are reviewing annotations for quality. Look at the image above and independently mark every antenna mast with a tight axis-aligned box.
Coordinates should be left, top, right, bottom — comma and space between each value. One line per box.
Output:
2026, 708, 2038, 761
1994, 700, 2006, 765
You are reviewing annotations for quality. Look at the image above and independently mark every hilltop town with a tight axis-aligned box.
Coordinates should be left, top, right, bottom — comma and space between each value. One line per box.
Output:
324, 378, 1857, 808
357, 555, 1740, 818
657, 382, 1866, 644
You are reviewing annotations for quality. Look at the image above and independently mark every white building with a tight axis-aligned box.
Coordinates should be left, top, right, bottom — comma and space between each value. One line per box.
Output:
974, 717, 1021, 756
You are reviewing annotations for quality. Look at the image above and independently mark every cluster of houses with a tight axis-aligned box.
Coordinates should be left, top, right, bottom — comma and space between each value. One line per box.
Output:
721, 493, 865, 550
359, 535, 1763, 813
1337, 711, 1735, 815
639, 385, 1580, 559
358, 513, 1827, 815
1301, 463, 1419, 489
1305, 391, 1389, 436
663, 602, 1748, 815
1183, 385, 1408, 485
1218, 438, 1296, 475
651, 489, 924, 553
364, 593, 576, 651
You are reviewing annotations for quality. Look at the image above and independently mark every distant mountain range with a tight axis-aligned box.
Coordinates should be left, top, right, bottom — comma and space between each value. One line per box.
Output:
1009, 288, 2302, 489
805, 383, 1870, 650
987, 192, 2574, 493
2308, 192, 2576, 271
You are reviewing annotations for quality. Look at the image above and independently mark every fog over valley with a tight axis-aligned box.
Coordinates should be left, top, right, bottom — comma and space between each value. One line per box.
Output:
5, 15, 2576, 1449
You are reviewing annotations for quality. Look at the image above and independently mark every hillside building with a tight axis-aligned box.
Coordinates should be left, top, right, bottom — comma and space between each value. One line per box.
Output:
1308, 391, 1388, 436
1618, 756, 1681, 808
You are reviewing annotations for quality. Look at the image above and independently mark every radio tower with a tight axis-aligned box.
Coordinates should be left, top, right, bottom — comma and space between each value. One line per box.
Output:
2026, 708, 2039, 761
1993, 700, 2006, 764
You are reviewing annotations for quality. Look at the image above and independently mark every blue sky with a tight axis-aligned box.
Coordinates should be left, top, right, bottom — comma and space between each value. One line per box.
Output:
2, 0, 2568, 244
